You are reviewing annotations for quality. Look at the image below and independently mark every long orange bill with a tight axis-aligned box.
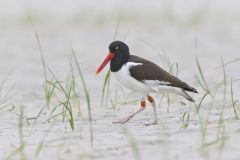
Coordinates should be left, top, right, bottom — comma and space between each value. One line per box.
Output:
96, 52, 114, 75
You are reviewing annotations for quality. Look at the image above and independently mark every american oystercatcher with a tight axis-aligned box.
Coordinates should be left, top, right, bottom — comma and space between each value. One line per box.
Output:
96, 41, 198, 125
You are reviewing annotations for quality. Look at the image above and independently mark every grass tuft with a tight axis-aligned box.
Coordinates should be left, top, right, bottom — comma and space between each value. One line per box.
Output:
71, 48, 93, 147
180, 112, 190, 129
195, 58, 212, 97
5, 106, 26, 160
123, 127, 141, 160
101, 69, 111, 107
230, 78, 239, 120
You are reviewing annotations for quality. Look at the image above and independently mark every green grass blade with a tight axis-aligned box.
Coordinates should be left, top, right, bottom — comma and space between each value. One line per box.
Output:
71, 48, 93, 147
230, 78, 239, 120
101, 69, 111, 107
123, 127, 141, 160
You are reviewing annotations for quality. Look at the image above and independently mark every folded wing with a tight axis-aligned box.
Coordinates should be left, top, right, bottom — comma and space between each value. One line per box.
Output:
128, 55, 198, 93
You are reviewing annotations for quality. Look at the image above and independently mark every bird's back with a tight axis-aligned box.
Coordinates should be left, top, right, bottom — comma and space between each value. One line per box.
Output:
128, 55, 198, 93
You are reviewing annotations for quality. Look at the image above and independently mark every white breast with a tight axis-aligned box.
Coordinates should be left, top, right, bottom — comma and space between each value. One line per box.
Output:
112, 62, 153, 95
111, 62, 185, 98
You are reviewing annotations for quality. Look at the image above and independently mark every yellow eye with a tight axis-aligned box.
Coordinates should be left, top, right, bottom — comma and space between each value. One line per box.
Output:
115, 46, 119, 50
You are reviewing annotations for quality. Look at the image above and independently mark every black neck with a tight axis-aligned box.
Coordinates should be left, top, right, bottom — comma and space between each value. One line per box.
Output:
110, 52, 130, 72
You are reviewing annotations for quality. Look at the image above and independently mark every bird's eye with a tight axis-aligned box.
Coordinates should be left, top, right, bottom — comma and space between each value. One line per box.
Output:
115, 46, 119, 50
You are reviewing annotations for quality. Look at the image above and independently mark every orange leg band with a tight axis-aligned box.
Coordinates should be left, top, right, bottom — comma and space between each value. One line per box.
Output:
147, 95, 155, 103
141, 100, 146, 107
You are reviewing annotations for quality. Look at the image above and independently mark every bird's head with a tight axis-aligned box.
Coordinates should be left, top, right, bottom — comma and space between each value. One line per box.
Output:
96, 41, 129, 74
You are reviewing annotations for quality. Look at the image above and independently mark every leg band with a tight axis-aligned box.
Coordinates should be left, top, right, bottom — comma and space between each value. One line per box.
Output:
148, 96, 155, 103
141, 101, 146, 107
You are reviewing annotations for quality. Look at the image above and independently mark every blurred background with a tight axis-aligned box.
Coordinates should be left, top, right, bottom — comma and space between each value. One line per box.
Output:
0, 0, 239, 99
0, 0, 240, 159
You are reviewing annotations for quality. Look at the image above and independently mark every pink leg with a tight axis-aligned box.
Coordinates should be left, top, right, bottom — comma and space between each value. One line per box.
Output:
113, 100, 146, 124
145, 95, 158, 126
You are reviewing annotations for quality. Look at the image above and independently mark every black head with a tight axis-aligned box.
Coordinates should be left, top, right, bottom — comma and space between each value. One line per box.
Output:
109, 41, 130, 72
109, 41, 129, 54
96, 41, 130, 75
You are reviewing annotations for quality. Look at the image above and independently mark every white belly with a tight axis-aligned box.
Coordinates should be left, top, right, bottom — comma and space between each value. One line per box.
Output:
112, 63, 153, 95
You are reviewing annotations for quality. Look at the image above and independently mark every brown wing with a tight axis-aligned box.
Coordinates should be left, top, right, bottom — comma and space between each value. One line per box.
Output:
128, 55, 198, 93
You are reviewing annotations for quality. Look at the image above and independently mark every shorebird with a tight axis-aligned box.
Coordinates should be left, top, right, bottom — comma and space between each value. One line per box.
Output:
96, 41, 198, 125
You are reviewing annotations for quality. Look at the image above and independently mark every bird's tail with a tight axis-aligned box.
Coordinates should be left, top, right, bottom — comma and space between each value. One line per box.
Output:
176, 90, 195, 102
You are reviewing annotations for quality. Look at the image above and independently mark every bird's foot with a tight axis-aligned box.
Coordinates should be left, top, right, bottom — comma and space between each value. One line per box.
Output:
113, 117, 131, 124
145, 120, 158, 126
